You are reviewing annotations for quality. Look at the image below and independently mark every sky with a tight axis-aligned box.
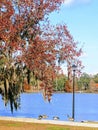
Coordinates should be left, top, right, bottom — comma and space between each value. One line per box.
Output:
49, 0, 98, 75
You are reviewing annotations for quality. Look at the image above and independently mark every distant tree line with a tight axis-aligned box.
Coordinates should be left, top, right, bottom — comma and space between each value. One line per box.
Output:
53, 73, 98, 93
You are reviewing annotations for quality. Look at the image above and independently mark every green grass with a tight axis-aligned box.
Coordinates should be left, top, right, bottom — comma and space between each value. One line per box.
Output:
6, 123, 22, 127
0, 120, 98, 130
46, 126, 70, 130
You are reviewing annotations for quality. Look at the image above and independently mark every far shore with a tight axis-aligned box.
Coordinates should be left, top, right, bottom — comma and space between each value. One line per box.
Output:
23, 90, 98, 94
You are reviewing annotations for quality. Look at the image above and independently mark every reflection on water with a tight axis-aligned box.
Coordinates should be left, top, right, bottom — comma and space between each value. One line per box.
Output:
0, 93, 98, 121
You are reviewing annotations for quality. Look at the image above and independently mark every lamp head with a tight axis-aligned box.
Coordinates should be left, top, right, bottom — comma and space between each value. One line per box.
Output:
72, 64, 77, 71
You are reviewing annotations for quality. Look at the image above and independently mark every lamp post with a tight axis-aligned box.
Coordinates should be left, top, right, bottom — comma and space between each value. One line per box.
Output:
72, 64, 77, 121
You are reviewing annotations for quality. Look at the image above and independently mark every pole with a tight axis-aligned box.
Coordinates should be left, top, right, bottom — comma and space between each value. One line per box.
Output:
72, 70, 75, 121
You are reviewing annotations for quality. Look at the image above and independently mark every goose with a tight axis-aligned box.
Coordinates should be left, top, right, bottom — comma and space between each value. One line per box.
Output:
67, 115, 74, 121
38, 115, 43, 120
38, 115, 48, 120
42, 115, 48, 119
53, 116, 60, 120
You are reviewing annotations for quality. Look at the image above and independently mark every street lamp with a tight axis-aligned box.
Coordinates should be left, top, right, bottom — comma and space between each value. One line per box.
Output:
72, 64, 77, 121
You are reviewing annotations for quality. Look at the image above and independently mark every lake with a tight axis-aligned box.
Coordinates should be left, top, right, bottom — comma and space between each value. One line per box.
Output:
0, 93, 98, 122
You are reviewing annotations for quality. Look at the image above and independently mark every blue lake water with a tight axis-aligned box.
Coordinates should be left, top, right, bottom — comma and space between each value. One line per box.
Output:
0, 93, 98, 122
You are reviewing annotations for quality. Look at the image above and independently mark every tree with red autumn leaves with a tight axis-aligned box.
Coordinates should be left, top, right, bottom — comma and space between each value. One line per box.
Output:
0, 0, 83, 112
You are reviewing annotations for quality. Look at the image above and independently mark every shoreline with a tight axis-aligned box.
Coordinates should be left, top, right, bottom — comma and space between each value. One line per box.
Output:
0, 116, 98, 128
23, 90, 98, 94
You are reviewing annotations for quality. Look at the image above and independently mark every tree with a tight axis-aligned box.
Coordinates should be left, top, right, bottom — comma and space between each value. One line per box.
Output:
0, 0, 82, 111
64, 80, 72, 92
77, 73, 91, 91
53, 74, 67, 91
93, 74, 98, 83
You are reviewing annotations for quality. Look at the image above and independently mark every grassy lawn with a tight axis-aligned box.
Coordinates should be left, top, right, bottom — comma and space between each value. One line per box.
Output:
0, 120, 98, 130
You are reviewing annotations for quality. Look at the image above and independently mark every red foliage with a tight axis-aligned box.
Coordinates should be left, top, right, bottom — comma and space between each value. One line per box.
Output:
64, 80, 72, 92
23, 79, 31, 91
0, 0, 83, 102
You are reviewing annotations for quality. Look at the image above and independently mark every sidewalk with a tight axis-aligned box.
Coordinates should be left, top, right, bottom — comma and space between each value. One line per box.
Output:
0, 116, 98, 128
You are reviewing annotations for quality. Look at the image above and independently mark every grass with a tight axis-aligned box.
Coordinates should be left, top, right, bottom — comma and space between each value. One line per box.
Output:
46, 127, 70, 130
6, 123, 21, 127
0, 120, 98, 130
